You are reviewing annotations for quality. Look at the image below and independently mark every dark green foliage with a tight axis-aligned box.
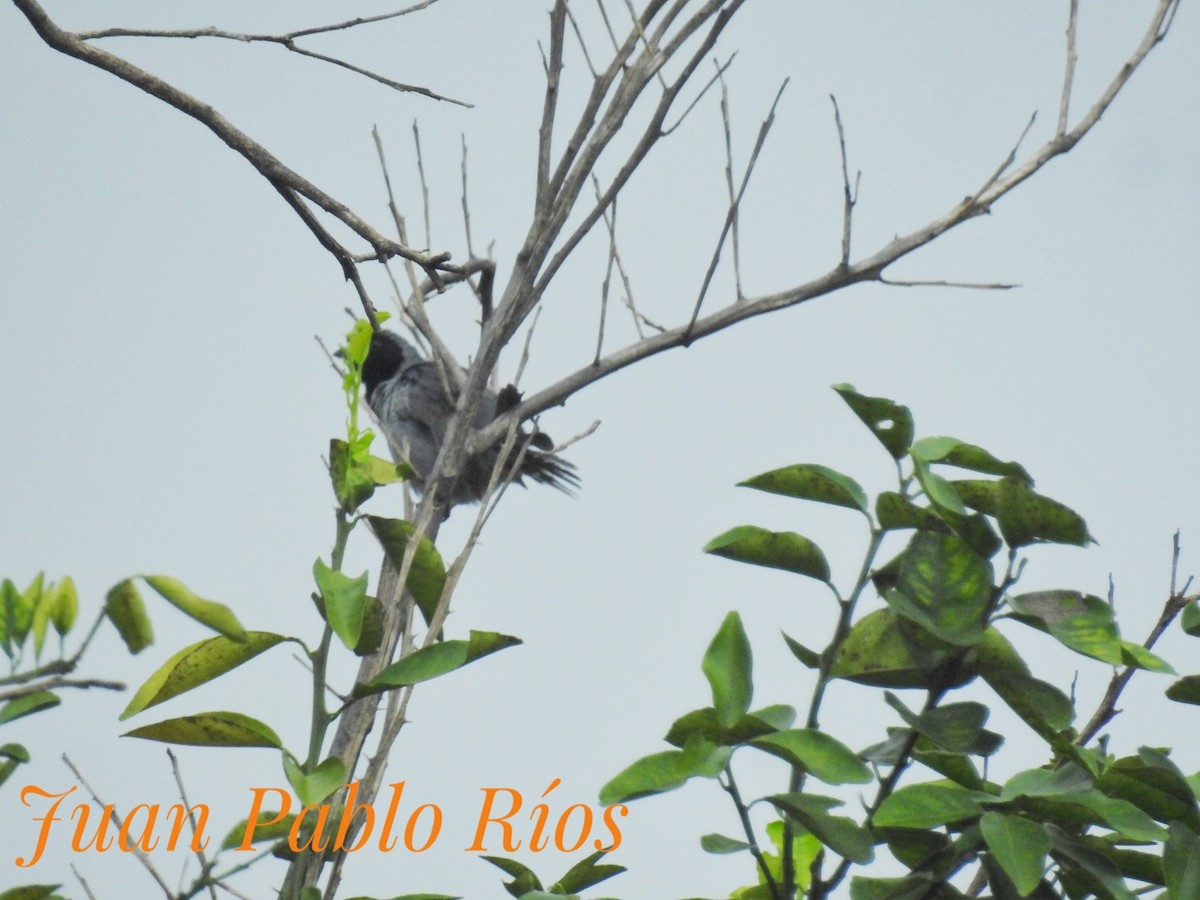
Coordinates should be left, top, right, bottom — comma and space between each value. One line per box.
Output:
610, 386, 1194, 899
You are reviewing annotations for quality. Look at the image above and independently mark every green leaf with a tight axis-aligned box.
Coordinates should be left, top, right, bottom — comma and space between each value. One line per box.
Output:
876, 492, 949, 533
124, 711, 282, 748
703, 612, 753, 728
912, 747, 984, 790
0, 887, 64, 900
1167, 674, 1200, 705
833, 384, 914, 459
849, 875, 960, 900
105, 579, 154, 654
883, 692, 989, 753
983, 668, 1076, 734
221, 811, 295, 852
782, 632, 821, 669
665, 705, 794, 748
49, 576, 78, 636
1182, 601, 1200, 637
750, 730, 872, 785
912, 438, 1033, 483
884, 531, 992, 647
701, 833, 751, 854
760, 819, 822, 892
313, 559, 369, 651
980, 812, 1050, 896
1165, 821, 1200, 898
120, 632, 287, 719
913, 462, 968, 516
996, 477, 1092, 548
1000, 765, 1093, 801
739, 464, 868, 513
1007, 591, 1122, 665
600, 740, 730, 805
344, 894, 462, 900
29, 578, 52, 660
1046, 824, 1137, 900
361, 631, 521, 695
329, 437, 378, 512
767, 792, 873, 863
284, 754, 346, 807
0, 578, 30, 657
874, 782, 987, 829
950, 479, 1002, 516
482, 854, 542, 897
830, 608, 967, 689
366, 517, 447, 625
1062, 790, 1167, 841
0, 692, 60, 726
0, 743, 31, 762
1119, 640, 1174, 674
364, 453, 413, 487
704, 526, 830, 582
142, 575, 247, 641
549, 850, 625, 894
1096, 751, 1200, 830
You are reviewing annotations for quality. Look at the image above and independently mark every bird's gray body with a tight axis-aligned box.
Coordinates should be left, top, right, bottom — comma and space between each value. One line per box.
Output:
362, 331, 578, 506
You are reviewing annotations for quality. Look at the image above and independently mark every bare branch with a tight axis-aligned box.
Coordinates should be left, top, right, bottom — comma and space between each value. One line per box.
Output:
565, 2, 600, 77
71, 865, 98, 900
12, 0, 461, 294
412, 121, 433, 252
0, 676, 124, 702
1077, 534, 1195, 747
596, 191, 617, 360
830, 94, 858, 268
460, 135, 476, 258
686, 78, 788, 336
880, 277, 1019, 291
1057, 0, 1080, 135
719, 65, 744, 300
536, 2, 569, 211
77, 3, 469, 107
167, 748, 219, 900
662, 51, 735, 136
63, 755, 173, 896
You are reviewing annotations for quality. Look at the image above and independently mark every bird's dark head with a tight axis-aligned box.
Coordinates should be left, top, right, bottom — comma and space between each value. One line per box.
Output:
361, 330, 416, 392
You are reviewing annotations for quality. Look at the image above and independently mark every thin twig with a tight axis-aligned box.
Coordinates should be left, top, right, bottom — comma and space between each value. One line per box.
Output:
722, 765, 781, 896
167, 749, 218, 900
565, 2, 600, 77
879, 278, 1019, 291
621, 0, 669, 91
718, 64, 744, 300
0, 676, 124, 702
479, 0, 1182, 450
662, 52, 735, 136
78, 3, 470, 107
412, 121, 432, 252
460, 135, 475, 258
62, 754, 173, 896
685, 78, 788, 337
830, 94, 858, 268
1076, 535, 1196, 747
536, 1, 568, 212
1058, 0, 1080, 136
71, 864, 98, 900
592, 173, 656, 340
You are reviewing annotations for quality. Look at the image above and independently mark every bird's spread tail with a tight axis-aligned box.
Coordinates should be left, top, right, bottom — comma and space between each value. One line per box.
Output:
520, 446, 580, 495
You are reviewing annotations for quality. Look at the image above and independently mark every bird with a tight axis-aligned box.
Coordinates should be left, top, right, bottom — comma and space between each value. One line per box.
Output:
360, 329, 579, 507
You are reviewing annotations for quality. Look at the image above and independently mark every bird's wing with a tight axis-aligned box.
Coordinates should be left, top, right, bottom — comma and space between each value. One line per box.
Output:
370, 361, 456, 477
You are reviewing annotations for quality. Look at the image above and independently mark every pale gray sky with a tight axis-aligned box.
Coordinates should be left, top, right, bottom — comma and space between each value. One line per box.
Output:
2, 2, 1198, 898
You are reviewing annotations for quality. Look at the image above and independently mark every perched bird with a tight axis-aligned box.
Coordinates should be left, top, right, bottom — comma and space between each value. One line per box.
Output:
361, 329, 579, 506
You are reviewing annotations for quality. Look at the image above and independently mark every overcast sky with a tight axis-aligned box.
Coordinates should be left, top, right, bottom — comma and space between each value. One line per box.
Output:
2, 2, 1198, 898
